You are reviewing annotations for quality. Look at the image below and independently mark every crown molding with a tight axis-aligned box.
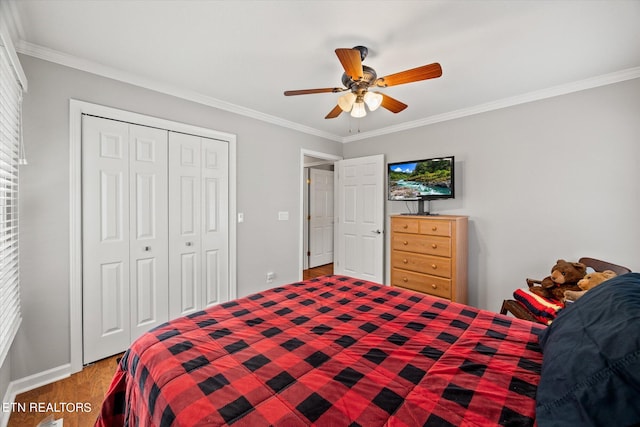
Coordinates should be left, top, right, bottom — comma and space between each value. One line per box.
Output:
15, 41, 640, 144
343, 66, 640, 143
15, 40, 343, 143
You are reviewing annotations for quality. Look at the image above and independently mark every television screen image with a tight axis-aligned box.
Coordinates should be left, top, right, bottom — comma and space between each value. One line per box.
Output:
388, 156, 454, 201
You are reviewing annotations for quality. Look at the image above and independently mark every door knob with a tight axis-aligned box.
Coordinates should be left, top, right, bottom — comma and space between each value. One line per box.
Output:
143, 246, 151, 252
371, 229, 382, 234
186, 241, 194, 246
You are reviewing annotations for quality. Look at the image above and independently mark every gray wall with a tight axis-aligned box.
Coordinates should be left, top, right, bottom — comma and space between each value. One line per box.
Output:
344, 78, 640, 310
13, 55, 342, 380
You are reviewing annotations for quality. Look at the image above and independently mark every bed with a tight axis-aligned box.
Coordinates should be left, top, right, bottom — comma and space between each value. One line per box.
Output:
95, 275, 546, 426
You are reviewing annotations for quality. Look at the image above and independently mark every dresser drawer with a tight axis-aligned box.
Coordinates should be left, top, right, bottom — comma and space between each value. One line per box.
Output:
391, 233, 451, 257
391, 251, 452, 278
391, 268, 452, 299
419, 220, 451, 237
391, 217, 420, 234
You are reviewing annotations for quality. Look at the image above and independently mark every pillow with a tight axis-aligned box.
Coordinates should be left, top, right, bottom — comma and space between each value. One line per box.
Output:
513, 288, 564, 325
536, 273, 640, 426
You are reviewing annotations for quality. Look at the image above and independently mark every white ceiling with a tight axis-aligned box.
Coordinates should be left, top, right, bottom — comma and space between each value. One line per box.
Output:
8, 0, 640, 141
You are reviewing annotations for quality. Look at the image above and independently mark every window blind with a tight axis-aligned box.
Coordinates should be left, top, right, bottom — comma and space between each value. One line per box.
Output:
0, 43, 22, 366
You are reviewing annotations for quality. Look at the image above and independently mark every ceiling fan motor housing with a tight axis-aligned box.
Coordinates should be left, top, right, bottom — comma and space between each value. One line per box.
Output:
342, 65, 377, 94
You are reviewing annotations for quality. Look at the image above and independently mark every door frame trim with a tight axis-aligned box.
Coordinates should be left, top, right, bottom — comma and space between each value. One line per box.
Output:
299, 149, 342, 280
69, 99, 237, 373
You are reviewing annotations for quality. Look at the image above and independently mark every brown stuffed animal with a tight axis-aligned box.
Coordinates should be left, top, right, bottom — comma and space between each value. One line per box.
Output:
527, 259, 587, 301
564, 270, 617, 301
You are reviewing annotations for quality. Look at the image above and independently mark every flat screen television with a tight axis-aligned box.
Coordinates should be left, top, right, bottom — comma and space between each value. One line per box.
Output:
388, 156, 454, 215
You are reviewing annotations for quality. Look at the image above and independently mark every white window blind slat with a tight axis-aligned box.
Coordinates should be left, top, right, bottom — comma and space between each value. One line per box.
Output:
0, 43, 22, 366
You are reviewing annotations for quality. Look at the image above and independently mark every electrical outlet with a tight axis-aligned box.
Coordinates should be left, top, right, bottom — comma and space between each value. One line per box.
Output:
266, 272, 275, 283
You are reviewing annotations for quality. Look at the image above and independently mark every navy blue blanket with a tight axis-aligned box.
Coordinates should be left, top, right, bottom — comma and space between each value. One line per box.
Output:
536, 272, 640, 426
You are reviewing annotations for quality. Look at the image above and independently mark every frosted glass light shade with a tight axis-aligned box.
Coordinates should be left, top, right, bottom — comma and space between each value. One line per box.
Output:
350, 101, 366, 118
338, 92, 356, 112
364, 91, 383, 111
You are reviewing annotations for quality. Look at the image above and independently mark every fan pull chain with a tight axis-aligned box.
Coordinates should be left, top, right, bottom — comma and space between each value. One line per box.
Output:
348, 118, 361, 134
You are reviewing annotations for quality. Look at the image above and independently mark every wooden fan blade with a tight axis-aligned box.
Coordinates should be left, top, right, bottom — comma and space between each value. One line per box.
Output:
284, 88, 344, 96
375, 63, 442, 87
335, 48, 364, 81
380, 93, 408, 113
325, 105, 343, 119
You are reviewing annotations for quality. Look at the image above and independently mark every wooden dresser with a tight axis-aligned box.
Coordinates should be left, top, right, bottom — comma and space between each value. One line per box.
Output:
390, 215, 468, 304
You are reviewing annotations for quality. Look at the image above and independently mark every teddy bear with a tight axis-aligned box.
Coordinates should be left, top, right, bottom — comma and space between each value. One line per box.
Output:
527, 259, 587, 301
563, 270, 617, 302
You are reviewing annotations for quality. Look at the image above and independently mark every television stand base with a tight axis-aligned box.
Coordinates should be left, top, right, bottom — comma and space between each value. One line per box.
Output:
416, 199, 431, 216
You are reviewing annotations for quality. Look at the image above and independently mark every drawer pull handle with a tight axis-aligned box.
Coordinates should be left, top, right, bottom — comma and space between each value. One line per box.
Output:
431, 284, 437, 289
403, 241, 408, 245
403, 277, 409, 282
432, 226, 437, 231
431, 264, 437, 269
403, 259, 408, 264
403, 224, 408, 229
432, 243, 437, 249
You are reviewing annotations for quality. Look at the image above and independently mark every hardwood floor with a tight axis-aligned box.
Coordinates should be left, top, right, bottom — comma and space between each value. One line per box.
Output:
8, 353, 122, 427
303, 262, 333, 280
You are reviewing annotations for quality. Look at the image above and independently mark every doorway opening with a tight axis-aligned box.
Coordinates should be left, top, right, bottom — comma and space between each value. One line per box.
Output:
299, 150, 342, 281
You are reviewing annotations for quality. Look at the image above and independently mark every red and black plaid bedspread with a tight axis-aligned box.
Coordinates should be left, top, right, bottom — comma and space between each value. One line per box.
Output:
96, 275, 544, 426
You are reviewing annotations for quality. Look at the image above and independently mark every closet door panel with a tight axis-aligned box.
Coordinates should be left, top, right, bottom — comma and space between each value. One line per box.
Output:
180, 253, 197, 313
135, 258, 156, 324
129, 124, 169, 341
169, 133, 202, 318
204, 249, 220, 306
82, 116, 131, 364
100, 262, 126, 335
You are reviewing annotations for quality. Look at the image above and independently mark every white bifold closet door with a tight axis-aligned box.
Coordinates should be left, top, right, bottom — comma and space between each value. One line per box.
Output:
82, 115, 169, 364
82, 117, 230, 364
168, 132, 229, 318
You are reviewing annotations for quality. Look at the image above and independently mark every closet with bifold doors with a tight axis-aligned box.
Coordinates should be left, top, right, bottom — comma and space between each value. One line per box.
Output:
82, 115, 229, 364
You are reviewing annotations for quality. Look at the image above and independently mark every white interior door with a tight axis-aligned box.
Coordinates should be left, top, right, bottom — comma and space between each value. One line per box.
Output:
128, 124, 169, 342
169, 132, 202, 318
169, 132, 229, 318
309, 168, 334, 268
200, 136, 230, 307
334, 155, 385, 283
82, 116, 131, 364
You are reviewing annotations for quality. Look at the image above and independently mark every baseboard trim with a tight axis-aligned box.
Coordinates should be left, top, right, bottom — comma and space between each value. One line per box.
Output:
0, 364, 72, 427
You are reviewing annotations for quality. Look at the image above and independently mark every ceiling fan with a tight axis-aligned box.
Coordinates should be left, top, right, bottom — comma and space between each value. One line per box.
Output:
284, 46, 442, 119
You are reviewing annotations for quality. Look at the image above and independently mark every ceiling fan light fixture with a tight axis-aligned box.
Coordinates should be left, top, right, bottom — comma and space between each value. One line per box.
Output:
350, 101, 367, 118
338, 92, 356, 112
364, 91, 383, 111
